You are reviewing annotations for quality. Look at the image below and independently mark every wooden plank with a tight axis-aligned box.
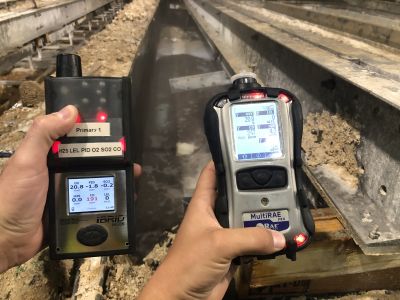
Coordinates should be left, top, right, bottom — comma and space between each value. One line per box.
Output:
247, 209, 400, 288
309, 208, 350, 245
246, 267, 400, 297
236, 209, 400, 298
235, 208, 343, 296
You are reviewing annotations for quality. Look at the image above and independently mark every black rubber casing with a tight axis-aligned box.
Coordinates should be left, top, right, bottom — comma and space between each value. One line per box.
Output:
45, 75, 135, 259
204, 85, 315, 260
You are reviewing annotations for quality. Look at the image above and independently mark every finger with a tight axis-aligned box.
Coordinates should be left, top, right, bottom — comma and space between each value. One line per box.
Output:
133, 164, 142, 202
133, 163, 142, 178
219, 228, 286, 259
9, 105, 78, 171
191, 161, 217, 209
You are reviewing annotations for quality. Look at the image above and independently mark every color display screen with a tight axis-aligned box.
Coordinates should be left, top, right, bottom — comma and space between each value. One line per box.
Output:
68, 176, 115, 213
231, 102, 282, 160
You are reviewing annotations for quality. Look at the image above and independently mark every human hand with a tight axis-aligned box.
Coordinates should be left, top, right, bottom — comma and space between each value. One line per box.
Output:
0, 105, 141, 272
138, 161, 285, 300
0, 105, 78, 272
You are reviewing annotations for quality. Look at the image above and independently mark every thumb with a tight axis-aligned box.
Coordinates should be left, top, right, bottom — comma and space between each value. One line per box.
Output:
191, 161, 217, 209
219, 227, 286, 259
10, 105, 78, 170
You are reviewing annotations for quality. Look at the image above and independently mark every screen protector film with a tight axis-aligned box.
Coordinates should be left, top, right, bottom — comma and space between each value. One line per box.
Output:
231, 102, 283, 161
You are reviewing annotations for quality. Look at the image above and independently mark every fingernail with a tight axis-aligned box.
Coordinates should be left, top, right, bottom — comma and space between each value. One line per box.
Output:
57, 105, 72, 120
271, 231, 286, 250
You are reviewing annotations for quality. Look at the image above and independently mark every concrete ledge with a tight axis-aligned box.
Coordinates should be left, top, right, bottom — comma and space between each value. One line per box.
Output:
0, 0, 114, 53
0, 44, 33, 73
261, 1, 400, 49
344, 0, 400, 15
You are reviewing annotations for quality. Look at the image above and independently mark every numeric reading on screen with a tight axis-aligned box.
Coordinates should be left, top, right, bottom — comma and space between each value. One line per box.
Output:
231, 102, 282, 160
68, 176, 115, 213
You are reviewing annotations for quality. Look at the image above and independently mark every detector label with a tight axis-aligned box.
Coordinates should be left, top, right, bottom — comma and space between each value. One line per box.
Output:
67, 123, 110, 137
58, 142, 123, 158
242, 210, 289, 231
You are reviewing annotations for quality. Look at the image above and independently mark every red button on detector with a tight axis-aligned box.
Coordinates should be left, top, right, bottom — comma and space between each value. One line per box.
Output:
278, 93, 291, 103
119, 137, 126, 152
52, 141, 61, 154
96, 111, 108, 122
241, 91, 265, 100
294, 233, 308, 247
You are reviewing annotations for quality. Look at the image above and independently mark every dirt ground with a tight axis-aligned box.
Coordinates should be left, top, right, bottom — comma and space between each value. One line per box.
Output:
77, 1, 153, 77
0, 250, 75, 300
302, 110, 362, 189
104, 230, 175, 299
0, 0, 159, 299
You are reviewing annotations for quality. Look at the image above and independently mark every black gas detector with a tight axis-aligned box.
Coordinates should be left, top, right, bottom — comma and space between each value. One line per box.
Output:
45, 54, 134, 259
204, 73, 314, 261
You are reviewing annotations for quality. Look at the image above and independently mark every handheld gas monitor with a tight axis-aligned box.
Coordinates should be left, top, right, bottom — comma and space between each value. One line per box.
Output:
45, 54, 134, 259
204, 73, 314, 261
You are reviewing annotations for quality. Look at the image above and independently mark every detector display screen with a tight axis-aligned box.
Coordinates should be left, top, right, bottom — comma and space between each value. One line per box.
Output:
68, 176, 115, 213
231, 102, 282, 160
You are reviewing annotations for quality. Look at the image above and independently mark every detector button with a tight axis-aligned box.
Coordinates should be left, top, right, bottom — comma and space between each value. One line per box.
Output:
251, 169, 273, 186
236, 172, 259, 190
268, 169, 287, 188
77, 224, 108, 246
236, 167, 287, 190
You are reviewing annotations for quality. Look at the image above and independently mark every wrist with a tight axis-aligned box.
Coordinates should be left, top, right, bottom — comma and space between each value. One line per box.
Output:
0, 234, 13, 273
0, 202, 18, 272
139, 260, 193, 300
0, 211, 44, 271
0, 217, 26, 272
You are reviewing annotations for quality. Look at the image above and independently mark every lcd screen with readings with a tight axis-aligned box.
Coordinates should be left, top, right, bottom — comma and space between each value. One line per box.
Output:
231, 102, 282, 160
68, 176, 115, 213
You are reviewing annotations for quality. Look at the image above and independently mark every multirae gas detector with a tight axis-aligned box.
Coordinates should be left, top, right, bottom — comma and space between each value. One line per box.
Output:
204, 73, 315, 260
45, 54, 134, 259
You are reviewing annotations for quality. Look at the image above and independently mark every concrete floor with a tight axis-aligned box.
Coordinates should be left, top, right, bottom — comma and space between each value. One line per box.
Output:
135, 2, 230, 256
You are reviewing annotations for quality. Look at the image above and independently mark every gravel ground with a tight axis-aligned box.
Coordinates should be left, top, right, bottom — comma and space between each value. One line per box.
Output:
302, 110, 362, 190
